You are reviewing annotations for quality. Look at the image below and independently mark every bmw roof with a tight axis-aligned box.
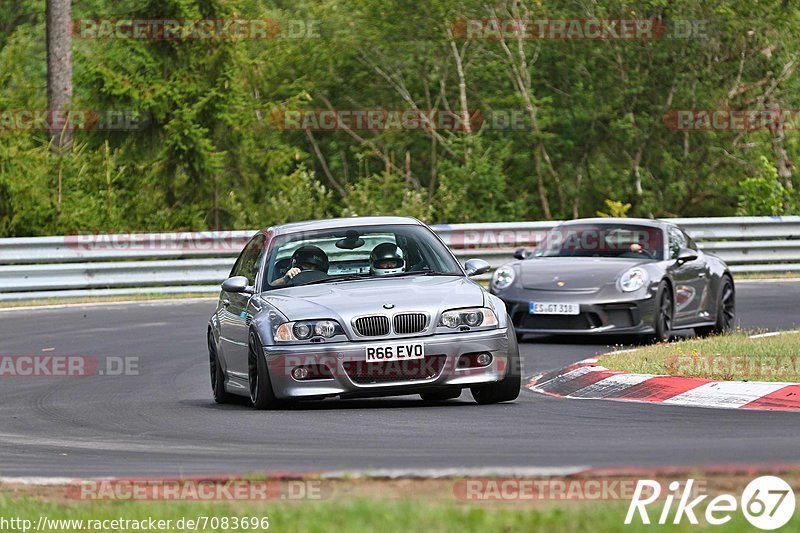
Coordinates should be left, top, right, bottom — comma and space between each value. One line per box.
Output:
265, 216, 424, 236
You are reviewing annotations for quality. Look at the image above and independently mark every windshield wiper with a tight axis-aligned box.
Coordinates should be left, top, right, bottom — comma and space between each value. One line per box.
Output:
298, 275, 371, 286
384, 271, 457, 278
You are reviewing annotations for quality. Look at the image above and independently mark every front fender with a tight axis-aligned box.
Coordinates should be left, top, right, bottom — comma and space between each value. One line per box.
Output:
248, 296, 289, 346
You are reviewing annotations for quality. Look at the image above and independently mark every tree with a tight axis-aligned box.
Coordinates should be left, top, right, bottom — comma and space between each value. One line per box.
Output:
46, 0, 73, 153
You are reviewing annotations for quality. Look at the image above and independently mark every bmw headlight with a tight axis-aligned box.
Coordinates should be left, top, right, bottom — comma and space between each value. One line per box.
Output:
619, 268, 649, 292
439, 307, 498, 329
491, 266, 515, 291
275, 320, 343, 342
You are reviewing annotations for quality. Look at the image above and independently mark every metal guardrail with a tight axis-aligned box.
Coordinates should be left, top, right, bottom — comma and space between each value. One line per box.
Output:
1, 217, 799, 301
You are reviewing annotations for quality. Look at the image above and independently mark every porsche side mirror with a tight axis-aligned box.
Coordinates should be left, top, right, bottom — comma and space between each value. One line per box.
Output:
676, 248, 699, 265
221, 275, 253, 294
464, 258, 491, 277
513, 248, 528, 260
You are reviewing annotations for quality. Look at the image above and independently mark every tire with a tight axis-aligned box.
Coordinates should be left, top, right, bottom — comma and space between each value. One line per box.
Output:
471, 323, 521, 405
695, 276, 735, 336
420, 388, 462, 402
652, 281, 674, 343
248, 331, 281, 410
209, 332, 235, 404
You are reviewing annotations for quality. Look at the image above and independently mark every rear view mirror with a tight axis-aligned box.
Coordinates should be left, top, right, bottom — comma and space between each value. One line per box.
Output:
513, 248, 528, 260
221, 276, 253, 294
676, 248, 699, 264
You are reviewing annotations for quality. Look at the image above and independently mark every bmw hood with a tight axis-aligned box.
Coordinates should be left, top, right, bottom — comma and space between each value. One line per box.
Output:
519, 257, 650, 291
261, 276, 484, 322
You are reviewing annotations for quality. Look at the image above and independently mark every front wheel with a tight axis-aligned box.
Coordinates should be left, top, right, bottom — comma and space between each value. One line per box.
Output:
652, 281, 673, 343
471, 324, 521, 405
248, 331, 281, 410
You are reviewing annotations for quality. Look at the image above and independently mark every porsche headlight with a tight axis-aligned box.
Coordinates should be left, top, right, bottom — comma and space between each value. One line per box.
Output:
439, 307, 498, 329
275, 320, 342, 342
619, 268, 648, 292
491, 266, 515, 291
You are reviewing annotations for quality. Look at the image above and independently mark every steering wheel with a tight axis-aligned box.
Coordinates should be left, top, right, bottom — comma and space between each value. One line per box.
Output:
286, 269, 329, 286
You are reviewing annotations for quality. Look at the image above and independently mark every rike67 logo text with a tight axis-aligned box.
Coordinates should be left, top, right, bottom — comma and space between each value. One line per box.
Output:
626, 476, 795, 530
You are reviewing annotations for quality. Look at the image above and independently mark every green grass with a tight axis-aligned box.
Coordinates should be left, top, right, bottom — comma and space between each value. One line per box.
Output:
0, 292, 216, 309
602, 331, 800, 382
0, 494, 794, 532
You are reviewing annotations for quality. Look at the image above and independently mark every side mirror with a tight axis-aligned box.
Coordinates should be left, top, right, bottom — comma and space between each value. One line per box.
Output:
676, 248, 699, 264
221, 275, 253, 294
464, 258, 491, 277
513, 248, 528, 260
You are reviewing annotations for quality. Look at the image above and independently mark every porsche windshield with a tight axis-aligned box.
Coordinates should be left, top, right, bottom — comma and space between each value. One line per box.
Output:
532, 223, 664, 260
263, 224, 463, 290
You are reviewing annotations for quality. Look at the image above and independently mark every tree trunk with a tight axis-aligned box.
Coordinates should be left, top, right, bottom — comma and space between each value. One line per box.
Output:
46, 0, 73, 153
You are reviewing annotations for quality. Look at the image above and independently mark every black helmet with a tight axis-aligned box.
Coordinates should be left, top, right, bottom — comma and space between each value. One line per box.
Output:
370, 242, 405, 276
291, 245, 329, 273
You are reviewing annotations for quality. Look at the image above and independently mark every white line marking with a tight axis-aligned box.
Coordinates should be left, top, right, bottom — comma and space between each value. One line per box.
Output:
663, 381, 790, 409
0, 477, 80, 485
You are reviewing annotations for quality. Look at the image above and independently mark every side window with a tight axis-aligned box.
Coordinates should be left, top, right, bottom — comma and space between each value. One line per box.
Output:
231, 234, 267, 285
668, 227, 686, 259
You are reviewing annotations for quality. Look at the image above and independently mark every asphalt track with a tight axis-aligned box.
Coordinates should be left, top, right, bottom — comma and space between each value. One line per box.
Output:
0, 281, 798, 478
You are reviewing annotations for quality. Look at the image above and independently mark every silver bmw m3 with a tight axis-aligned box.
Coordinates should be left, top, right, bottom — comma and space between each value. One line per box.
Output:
208, 216, 521, 409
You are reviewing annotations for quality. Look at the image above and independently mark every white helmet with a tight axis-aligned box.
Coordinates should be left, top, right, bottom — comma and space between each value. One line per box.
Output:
370, 242, 405, 276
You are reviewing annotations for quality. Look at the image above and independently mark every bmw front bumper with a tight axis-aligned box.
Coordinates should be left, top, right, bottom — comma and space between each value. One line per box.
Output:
262, 328, 511, 399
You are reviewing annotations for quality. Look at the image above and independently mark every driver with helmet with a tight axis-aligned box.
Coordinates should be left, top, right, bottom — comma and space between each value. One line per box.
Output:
271, 245, 329, 286
370, 242, 405, 276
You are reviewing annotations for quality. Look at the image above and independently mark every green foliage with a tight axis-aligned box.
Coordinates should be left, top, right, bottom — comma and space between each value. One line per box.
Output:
341, 170, 432, 221
1, 0, 800, 236
736, 156, 793, 216
596, 199, 633, 218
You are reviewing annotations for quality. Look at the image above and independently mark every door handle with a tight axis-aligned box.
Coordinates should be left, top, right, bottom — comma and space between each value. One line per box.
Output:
222, 298, 230, 307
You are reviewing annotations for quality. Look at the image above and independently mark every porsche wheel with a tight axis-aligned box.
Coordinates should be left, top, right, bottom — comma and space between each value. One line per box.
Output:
696, 276, 735, 336
471, 323, 521, 405
209, 332, 235, 404
248, 331, 280, 410
653, 281, 673, 342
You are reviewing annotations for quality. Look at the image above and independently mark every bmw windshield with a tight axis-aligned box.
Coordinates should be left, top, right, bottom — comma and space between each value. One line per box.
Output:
532, 223, 664, 261
262, 224, 463, 290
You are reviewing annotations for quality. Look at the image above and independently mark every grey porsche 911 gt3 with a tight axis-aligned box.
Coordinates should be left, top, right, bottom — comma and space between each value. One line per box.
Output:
208, 216, 521, 409
490, 218, 735, 341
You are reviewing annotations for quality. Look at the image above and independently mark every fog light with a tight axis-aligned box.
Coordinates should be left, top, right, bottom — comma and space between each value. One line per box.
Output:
291, 366, 309, 380
476, 353, 492, 367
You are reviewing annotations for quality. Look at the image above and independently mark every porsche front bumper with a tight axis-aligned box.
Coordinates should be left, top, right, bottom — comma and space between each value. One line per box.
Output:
496, 287, 659, 335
